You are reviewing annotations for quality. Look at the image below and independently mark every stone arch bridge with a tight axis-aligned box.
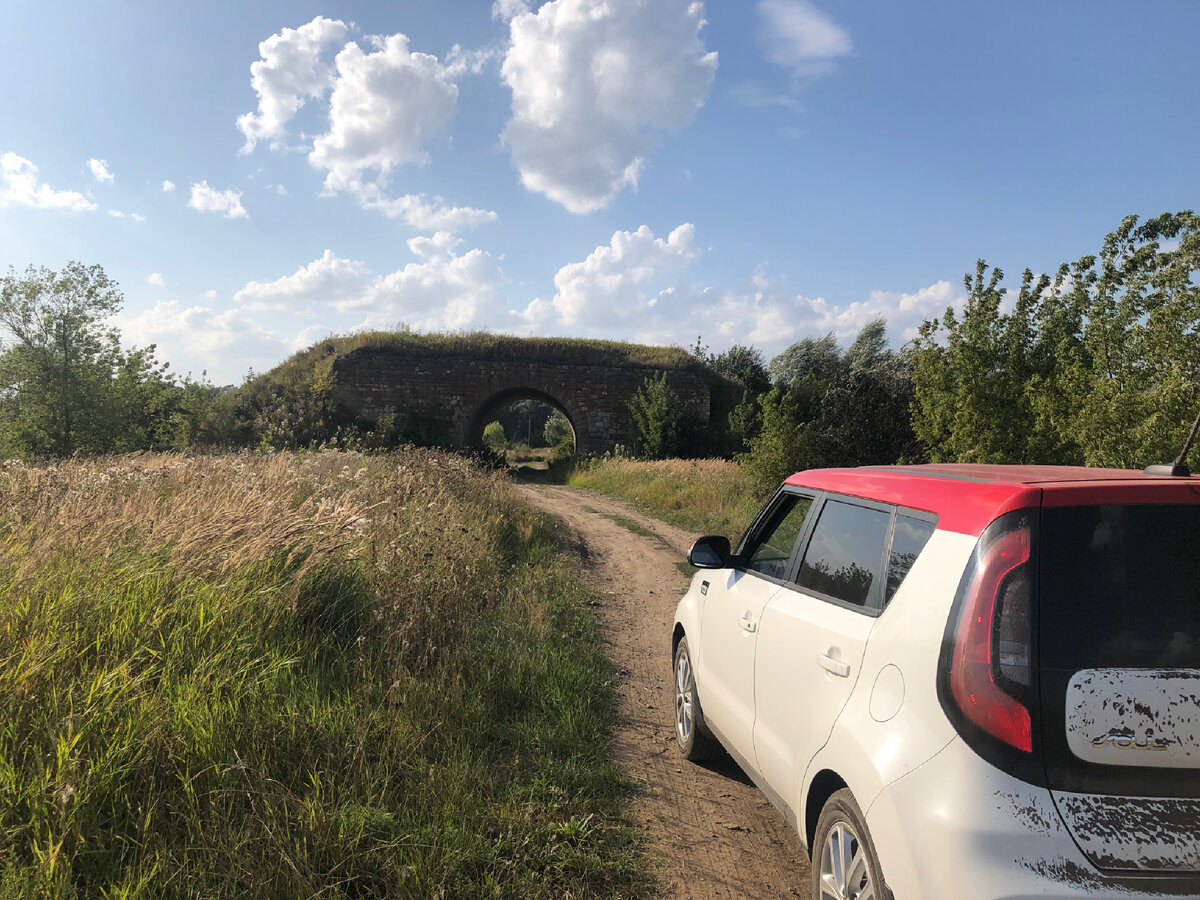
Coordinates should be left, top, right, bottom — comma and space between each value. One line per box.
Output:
329, 339, 724, 455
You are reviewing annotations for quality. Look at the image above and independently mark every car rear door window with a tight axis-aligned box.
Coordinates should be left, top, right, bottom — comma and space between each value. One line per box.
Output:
743, 494, 813, 581
795, 500, 891, 607
885, 515, 936, 604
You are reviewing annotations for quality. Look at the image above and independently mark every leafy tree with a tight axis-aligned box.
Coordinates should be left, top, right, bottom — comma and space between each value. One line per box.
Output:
811, 320, 923, 467
738, 389, 816, 496
0, 262, 125, 456
629, 372, 688, 460
710, 344, 770, 395
482, 420, 507, 453
543, 410, 573, 447
1069, 211, 1200, 468
768, 332, 843, 391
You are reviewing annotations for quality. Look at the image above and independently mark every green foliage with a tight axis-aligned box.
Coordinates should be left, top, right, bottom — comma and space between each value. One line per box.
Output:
768, 332, 842, 391
911, 211, 1199, 468
628, 372, 692, 460
738, 388, 816, 496
0, 263, 219, 457
482, 419, 507, 452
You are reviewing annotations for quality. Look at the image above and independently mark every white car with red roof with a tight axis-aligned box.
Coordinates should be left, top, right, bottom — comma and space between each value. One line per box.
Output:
673, 464, 1200, 900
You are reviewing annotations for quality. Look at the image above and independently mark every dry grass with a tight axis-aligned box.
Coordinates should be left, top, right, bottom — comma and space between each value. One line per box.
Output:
568, 457, 763, 540
0, 450, 648, 898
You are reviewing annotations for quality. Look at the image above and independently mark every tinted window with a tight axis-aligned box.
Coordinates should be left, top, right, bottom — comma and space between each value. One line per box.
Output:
1040, 504, 1200, 669
795, 500, 891, 606
744, 494, 813, 580
885, 515, 936, 604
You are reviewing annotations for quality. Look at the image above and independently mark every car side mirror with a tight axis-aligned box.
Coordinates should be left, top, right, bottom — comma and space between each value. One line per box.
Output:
688, 535, 732, 569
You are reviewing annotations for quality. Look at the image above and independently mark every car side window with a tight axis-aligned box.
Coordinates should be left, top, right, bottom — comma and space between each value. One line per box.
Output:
794, 499, 891, 607
742, 494, 813, 580
885, 515, 936, 604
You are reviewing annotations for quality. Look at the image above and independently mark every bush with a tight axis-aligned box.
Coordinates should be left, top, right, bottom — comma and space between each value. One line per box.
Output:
482, 419, 507, 453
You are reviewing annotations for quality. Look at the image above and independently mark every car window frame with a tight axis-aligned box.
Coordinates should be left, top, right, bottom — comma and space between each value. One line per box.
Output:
783, 492, 939, 618
733, 485, 819, 587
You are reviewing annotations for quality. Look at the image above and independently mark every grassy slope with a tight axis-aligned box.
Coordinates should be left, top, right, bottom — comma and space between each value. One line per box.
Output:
568, 458, 763, 543
0, 451, 649, 898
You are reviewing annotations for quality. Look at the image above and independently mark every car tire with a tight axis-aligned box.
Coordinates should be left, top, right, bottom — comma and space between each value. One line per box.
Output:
812, 788, 893, 900
673, 636, 723, 762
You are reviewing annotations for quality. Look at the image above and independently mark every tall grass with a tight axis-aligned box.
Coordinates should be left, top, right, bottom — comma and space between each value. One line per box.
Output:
568, 458, 763, 541
0, 451, 648, 898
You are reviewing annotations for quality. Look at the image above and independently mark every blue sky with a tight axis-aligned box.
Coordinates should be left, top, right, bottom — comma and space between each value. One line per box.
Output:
1, 0, 1196, 384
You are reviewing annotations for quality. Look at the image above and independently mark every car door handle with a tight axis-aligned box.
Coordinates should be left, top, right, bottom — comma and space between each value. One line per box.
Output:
739, 611, 757, 633
817, 653, 850, 677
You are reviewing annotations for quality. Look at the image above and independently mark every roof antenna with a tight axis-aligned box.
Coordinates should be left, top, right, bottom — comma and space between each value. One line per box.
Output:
1144, 407, 1200, 477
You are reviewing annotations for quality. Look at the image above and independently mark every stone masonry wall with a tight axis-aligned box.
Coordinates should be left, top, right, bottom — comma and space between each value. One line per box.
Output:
330, 347, 712, 455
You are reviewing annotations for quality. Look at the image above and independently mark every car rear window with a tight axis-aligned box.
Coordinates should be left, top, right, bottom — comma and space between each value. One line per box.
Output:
1040, 504, 1200, 669
795, 500, 891, 606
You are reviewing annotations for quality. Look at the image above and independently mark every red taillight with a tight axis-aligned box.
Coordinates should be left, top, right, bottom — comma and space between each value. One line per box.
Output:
948, 524, 1033, 752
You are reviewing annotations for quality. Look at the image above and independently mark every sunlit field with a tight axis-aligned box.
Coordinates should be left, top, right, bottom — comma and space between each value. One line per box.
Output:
0, 450, 647, 898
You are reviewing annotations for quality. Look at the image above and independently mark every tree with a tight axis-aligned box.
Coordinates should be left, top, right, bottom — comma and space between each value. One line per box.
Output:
768, 332, 843, 391
0, 262, 124, 456
710, 344, 770, 395
482, 420, 507, 454
629, 372, 687, 460
738, 389, 816, 496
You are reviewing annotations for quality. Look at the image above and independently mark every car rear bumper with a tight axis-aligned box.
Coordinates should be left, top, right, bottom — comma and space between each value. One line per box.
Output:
864, 737, 1200, 899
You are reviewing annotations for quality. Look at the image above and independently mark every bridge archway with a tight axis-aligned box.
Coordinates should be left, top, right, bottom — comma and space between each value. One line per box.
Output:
466, 387, 578, 451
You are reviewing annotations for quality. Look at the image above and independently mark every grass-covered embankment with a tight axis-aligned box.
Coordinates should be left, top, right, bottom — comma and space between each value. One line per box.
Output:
0, 451, 648, 898
568, 458, 762, 542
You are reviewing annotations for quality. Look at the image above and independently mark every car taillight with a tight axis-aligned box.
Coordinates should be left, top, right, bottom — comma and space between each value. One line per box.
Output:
947, 518, 1033, 753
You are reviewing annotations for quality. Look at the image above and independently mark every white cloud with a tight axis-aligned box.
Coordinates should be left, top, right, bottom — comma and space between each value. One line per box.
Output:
87, 158, 114, 183
131, 213, 146, 223
350, 183, 498, 231
309, 34, 460, 194
499, 0, 717, 213
161, 180, 176, 192
339, 233, 506, 330
147, 272, 165, 287
204, 289, 218, 299
235, 249, 368, 312
121, 300, 289, 383
522, 223, 700, 327
107, 210, 126, 218
0, 152, 97, 213
237, 16, 349, 153
188, 181, 249, 219
492, 0, 530, 22
756, 0, 852, 78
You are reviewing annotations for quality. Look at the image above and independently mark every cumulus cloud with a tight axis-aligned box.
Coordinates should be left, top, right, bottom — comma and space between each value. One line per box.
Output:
0, 152, 97, 213
131, 213, 146, 222
147, 272, 165, 287
107, 210, 126, 218
235, 249, 369, 312
237, 15, 349, 153
121, 300, 291, 382
499, 0, 717, 213
235, 18, 493, 229
522, 223, 700, 328
87, 158, 114, 183
350, 183, 498, 231
756, 0, 852, 79
188, 181, 249, 219
338, 233, 506, 330
161, 180, 176, 192
309, 34, 460, 193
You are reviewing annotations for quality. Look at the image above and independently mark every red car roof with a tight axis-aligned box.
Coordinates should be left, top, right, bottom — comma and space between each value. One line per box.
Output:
784, 464, 1200, 536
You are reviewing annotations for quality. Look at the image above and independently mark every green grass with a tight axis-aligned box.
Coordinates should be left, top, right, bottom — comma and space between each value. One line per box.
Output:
0, 451, 650, 898
596, 513, 657, 540
674, 562, 700, 578
569, 457, 763, 542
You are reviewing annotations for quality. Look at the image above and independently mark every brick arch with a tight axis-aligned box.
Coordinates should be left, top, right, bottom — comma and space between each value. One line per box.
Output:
329, 344, 715, 455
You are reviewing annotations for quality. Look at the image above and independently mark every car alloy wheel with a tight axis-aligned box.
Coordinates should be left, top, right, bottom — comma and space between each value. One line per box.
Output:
818, 818, 876, 900
675, 647, 696, 746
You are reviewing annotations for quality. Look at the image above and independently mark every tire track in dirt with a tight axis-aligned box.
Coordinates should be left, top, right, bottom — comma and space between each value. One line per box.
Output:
515, 483, 808, 899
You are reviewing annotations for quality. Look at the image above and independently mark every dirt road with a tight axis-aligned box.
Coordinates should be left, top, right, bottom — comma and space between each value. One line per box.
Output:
515, 483, 809, 899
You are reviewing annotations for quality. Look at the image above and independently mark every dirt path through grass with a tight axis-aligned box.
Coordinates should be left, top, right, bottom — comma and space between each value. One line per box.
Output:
515, 483, 808, 899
